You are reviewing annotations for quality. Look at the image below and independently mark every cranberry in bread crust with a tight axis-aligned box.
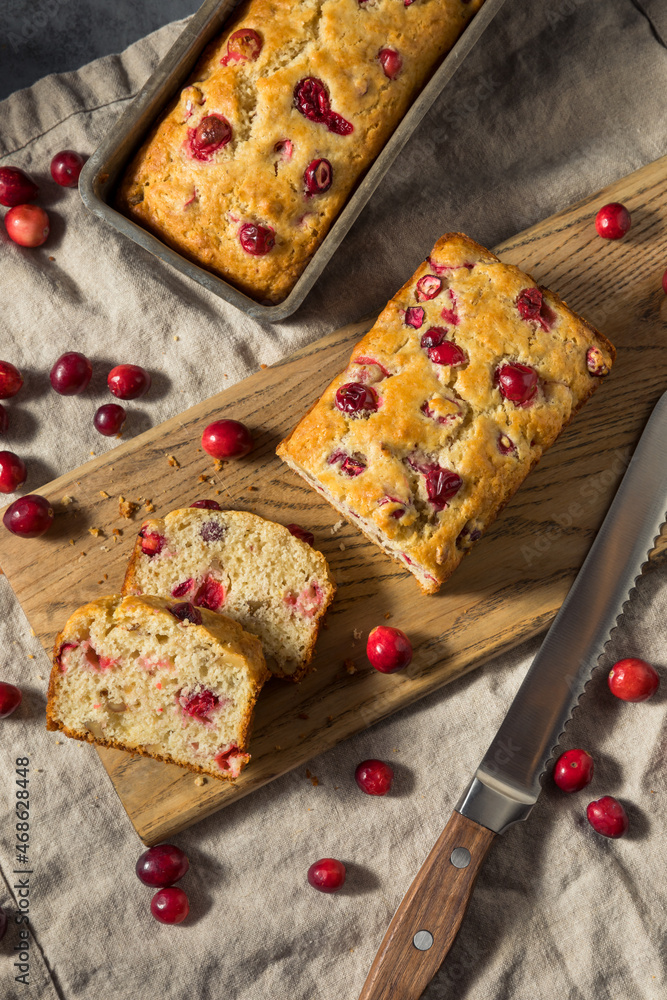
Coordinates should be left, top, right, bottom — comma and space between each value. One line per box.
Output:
122, 508, 336, 681
46, 595, 269, 781
115, 0, 485, 304
276, 233, 615, 594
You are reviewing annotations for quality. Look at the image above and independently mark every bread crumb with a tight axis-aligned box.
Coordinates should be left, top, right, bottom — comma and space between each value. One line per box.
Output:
103, 573, 108, 580
353, 628, 362, 641
215, 489, 222, 495
48, 255, 55, 261
327, 715, 333, 723
248, 485, 258, 492
339, 542, 346, 551
260, 363, 268, 369
88, 527, 103, 537
28, 654, 34, 660
112, 528, 122, 537
344, 658, 357, 675
61, 495, 75, 506
118, 496, 139, 519
99, 490, 110, 499
331, 520, 344, 535
69, 539, 75, 545
174, 335, 180, 342
197, 474, 210, 483
214, 459, 227, 472
384, 612, 392, 620
144, 501, 155, 513
30, 628, 35, 637
194, 775, 206, 786
305, 769, 319, 787
167, 455, 180, 469
274, 745, 282, 751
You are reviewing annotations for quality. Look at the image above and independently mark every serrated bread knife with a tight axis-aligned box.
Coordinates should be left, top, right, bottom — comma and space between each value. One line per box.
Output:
358, 391, 667, 1000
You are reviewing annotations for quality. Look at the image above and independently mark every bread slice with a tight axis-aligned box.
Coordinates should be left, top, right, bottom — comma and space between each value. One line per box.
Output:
46, 595, 269, 781
277, 232, 615, 593
122, 508, 336, 681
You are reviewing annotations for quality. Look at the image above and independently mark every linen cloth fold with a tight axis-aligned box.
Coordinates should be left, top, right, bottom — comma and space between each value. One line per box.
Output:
0, 1, 666, 997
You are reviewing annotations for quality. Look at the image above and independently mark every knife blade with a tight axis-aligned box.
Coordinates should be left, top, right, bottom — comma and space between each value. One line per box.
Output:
358, 390, 667, 1000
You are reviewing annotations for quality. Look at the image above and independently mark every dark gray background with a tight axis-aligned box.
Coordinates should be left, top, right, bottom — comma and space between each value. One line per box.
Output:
0, 0, 198, 100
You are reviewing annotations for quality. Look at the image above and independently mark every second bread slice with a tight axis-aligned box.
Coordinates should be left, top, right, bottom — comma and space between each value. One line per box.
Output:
122, 508, 335, 681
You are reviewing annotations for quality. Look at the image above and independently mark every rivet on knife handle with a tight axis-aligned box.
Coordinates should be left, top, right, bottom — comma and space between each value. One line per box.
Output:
357, 811, 495, 1000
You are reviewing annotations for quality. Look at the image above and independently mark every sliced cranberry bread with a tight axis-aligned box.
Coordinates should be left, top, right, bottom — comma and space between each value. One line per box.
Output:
277, 232, 615, 594
122, 508, 336, 681
115, 0, 485, 303
46, 595, 268, 781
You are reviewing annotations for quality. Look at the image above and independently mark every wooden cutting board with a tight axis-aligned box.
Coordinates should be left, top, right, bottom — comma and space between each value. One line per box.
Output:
2, 155, 667, 845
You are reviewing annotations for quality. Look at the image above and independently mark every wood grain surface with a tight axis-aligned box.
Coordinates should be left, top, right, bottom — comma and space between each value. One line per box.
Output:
1, 155, 666, 845
357, 812, 496, 1000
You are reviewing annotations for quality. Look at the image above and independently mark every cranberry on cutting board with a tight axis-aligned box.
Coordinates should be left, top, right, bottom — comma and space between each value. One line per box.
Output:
595, 202, 631, 240
201, 419, 253, 460
3, 495, 54, 538
367, 626, 413, 673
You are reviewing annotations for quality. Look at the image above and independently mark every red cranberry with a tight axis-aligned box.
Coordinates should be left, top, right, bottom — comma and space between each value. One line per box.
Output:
325, 111, 354, 135
50, 351, 92, 395
367, 625, 413, 673
307, 858, 346, 893
586, 796, 629, 838
586, 346, 610, 377
355, 759, 394, 795
553, 748, 594, 793
94, 403, 126, 436
214, 745, 248, 777
140, 530, 165, 557
335, 382, 378, 416
294, 77, 330, 123
189, 115, 233, 160
595, 202, 631, 240
4, 204, 50, 247
497, 433, 516, 455
515, 287, 554, 331
172, 578, 194, 597
180, 687, 219, 720
304, 158, 333, 196
136, 844, 189, 887
50, 150, 85, 187
201, 520, 226, 542
0, 405, 7, 434
424, 466, 462, 509
190, 499, 222, 510
427, 341, 467, 366
0, 451, 26, 493
169, 602, 203, 625
415, 275, 442, 301
0, 681, 22, 718
274, 139, 293, 161
239, 222, 275, 255
3, 494, 53, 537
0, 361, 23, 399
221, 28, 263, 64
328, 451, 366, 476
151, 886, 190, 924
0, 167, 38, 207
107, 364, 151, 400
202, 419, 253, 459
608, 657, 659, 702
420, 327, 446, 349
194, 577, 225, 611
495, 362, 538, 405
378, 48, 402, 79
287, 523, 314, 546
404, 306, 424, 328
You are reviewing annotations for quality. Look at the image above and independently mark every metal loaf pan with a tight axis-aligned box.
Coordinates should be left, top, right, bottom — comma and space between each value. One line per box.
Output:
79, 0, 507, 322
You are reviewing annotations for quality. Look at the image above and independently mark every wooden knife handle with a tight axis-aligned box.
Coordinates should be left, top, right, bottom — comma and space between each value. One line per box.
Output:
358, 811, 496, 1000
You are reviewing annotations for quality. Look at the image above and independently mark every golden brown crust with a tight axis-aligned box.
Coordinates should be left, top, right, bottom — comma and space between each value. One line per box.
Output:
277, 232, 615, 593
120, 508, 336, 682
46, 595, 268, 780
115, 0, 485, 303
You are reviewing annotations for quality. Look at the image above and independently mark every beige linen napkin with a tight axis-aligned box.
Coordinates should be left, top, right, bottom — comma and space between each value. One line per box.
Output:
1, 2, 667, 998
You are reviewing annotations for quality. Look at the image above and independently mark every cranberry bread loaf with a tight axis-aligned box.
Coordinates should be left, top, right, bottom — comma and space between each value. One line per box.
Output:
277, 232, 615, 594
46, 595, 268, 781
116, 0, 485, 303
122, 508, 336, 681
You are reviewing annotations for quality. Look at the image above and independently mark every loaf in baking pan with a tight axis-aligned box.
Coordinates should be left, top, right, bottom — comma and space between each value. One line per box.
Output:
122, 508, 336, 681
47, 595, 269, 780
277, 232, 615, 593
116, 0, 485, 303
